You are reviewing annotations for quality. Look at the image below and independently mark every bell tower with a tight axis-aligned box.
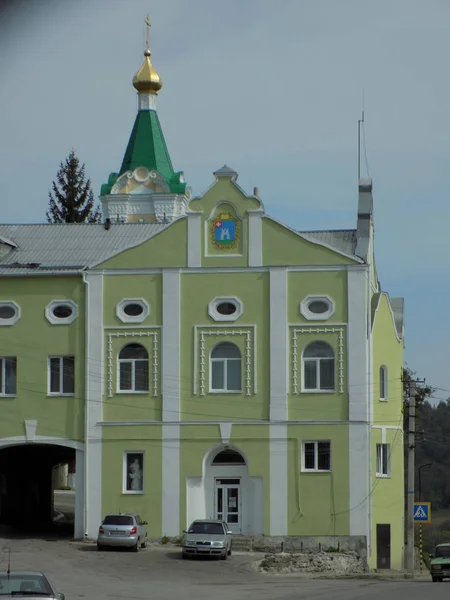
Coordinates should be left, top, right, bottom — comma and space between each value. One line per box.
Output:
100, 16, 190, 223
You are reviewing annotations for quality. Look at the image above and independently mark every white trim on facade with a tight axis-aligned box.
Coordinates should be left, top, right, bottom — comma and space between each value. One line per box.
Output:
0, 301, 21, 326
45, 299, 78, 325
162, 424, 180, 536
83, 272, 104, 540
116, 298, 150, 324
269, 268, 288, 421
347, 270, 370, 540
162, 270, 181, 421
101, 264, 368, 276
248, 209, 263, 267
269, 423, 288, 535
300, 295, 335, 321
186, 211, 202, 268
208, 296, 243, 322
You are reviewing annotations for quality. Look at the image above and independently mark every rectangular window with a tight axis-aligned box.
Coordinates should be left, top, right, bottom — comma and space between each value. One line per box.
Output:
0, 357, 17, 396
376, 443, 390, 476
124, 452, 144, 493
49, 356, 75, 395
302, 441, 331, 472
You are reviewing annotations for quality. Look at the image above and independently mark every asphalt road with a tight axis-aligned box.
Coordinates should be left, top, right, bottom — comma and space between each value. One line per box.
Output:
0, 535, 447, 600
53, 491, 75, 515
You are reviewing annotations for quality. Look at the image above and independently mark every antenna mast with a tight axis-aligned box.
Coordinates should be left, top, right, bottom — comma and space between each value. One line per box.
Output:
357, 89, 365, 181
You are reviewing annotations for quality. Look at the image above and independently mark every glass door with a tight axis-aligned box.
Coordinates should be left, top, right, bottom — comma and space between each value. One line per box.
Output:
215, 478, 241, 533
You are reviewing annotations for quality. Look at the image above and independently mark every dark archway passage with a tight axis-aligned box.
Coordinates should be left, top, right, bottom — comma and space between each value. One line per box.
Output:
0, 444, 76, 537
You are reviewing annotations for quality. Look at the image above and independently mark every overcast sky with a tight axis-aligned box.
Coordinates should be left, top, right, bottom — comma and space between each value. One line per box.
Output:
0, 0, 448, 399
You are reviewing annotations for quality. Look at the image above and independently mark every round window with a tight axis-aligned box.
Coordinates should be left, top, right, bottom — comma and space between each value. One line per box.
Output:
123, 303, 144, 317
0, 305, 16, 320
52, 304, 73, 319
217, 302, 237, 316
308, 300, 329, 314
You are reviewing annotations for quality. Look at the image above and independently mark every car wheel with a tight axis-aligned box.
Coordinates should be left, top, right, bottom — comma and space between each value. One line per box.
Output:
221, 550, 228, 560
227, 543, 232, 556
141, 536, 147, 549
132, 540, 139, 552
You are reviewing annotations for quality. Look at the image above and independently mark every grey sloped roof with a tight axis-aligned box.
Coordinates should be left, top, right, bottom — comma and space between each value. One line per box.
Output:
0, 223, 168, 274
390, 297, 405, 340
299, 229, 357, 258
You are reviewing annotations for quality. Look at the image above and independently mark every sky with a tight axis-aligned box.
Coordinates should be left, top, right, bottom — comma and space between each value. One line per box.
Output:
0, 0, 448, 399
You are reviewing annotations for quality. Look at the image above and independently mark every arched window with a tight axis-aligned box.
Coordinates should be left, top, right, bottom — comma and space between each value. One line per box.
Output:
118, 343, 149, 392
210, 342, 241, 392
380, 366, 388, 401
303, 341, 335, 391
212, 449, 246, 465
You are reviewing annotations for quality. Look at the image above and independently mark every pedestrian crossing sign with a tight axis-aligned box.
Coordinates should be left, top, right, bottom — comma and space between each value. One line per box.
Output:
414, 502, 431, 523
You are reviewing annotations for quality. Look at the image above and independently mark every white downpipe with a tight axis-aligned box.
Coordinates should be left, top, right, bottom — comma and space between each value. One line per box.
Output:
82, 272, 90, 537
367, 257, 373, 558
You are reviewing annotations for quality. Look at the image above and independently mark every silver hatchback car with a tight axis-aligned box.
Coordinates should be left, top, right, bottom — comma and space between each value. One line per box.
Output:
0, 571, 65, 599
97, 513, 148, 551
182, 519, 232, 559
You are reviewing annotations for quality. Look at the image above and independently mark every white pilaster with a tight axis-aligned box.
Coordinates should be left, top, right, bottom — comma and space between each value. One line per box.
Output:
162, 424, 180, 536
269, 268, 288, 421
269, 423, 288, 535
248, 210, 263, 267
83, 272, 103, 539
162, 270, 180, 422
347, 269, 370, 537
187, 212, 202, 268
74, 448, 85, 540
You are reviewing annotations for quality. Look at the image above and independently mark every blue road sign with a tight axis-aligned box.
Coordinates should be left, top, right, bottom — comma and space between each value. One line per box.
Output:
414, 502, 431, 523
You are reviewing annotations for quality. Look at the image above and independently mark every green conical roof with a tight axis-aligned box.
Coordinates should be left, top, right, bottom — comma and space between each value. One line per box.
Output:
101, 110, 186, 196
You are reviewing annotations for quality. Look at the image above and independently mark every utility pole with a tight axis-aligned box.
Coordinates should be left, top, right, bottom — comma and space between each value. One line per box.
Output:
406, 381, 416, 578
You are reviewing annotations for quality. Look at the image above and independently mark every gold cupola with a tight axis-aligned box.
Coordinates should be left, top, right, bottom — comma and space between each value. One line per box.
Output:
132, 16, 162, 94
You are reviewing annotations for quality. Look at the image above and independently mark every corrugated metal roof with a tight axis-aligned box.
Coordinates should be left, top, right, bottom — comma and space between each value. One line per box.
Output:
300, 229, 357, 257
0, 223, 168, 271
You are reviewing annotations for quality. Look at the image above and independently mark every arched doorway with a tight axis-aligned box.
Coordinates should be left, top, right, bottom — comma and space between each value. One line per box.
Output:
186, 446, 263, 534
0, 439, 84, 539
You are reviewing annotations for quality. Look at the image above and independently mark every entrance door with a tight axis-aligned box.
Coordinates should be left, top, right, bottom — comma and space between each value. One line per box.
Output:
215, 478, 241, 533
376, 524, 391, 569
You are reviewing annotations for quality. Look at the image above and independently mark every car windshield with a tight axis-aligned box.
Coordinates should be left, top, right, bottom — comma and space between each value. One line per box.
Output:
103, 515, 134, 526
436, 546, 450, 558
0, 575, 53, 596
189, 522, 224, 535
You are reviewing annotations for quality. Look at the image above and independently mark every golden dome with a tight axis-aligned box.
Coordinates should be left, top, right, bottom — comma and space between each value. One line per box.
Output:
132, 47, 162, 94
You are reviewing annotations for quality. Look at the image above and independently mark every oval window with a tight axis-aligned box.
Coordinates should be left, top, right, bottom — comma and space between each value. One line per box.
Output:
217, 302, 237, 316
308, 300, 329, 314
52, 304, 73, 319
124, 303, 144, 317
0, 305, 16, 320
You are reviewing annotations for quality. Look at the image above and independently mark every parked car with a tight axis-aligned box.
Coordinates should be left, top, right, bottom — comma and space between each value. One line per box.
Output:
0, 571, 65, 599
97, 513, 148, 551
430, 542, 450, 582
182, 519, 232, 560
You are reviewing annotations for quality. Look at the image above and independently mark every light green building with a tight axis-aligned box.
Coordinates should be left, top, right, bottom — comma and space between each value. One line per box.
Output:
0, 32, 404, 570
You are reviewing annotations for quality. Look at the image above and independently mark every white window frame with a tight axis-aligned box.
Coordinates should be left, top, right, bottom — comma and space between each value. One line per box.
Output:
208, 296, 243, 322
0, 302, 21, 327
116, 298, 150, 324
300, 295, 335, 321
45, 300, 78, 325
301, 342, 335, 393
376, 443, 391, 477
301, 440, 331, 472
48, 356, 75, 396
379, 365, 388, 401
117, 344, 149, 394
209, 343, 242, 393
123, 451, 145, 494
0, 356, 17, 397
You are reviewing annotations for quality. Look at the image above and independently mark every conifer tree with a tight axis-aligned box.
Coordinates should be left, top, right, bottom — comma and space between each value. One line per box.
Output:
46, 150, 102, 223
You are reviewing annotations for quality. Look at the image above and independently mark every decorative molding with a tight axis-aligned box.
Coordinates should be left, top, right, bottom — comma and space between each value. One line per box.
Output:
208, 296, 243, 322
107, 330, 159, 398
116, 298, 149, 324
219, 422, 233, 445
24, 419, 37, 442
269, 268, 288, 422
45, 299, 78, 325
247, 210, 263, 267
193, 325, 256, 397
300, 295, 335, 321
0, 301, 21, 326
291, 326, 345, 394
